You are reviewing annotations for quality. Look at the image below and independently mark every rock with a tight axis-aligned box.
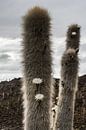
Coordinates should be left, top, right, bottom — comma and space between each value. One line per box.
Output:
0, 76, 86, 130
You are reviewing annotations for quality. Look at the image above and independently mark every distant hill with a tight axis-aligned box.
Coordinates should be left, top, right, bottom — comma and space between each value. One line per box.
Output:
0, 76, 86, 130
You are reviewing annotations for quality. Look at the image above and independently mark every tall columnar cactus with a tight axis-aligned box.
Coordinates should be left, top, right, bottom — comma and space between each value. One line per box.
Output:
54, 48, 79, 130
22, 7, 52, 130
66, 24, 80, 50
54, 25, 80, 130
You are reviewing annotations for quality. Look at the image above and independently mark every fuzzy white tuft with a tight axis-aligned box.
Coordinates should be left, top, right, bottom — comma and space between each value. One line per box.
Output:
52, 105, 58, 111
56, 97, 59, 100
35, 94, 44, 101
77, 25, 81, 28
32, 78, 43, 84
66, 48, 76, 54
72, 32, 77, 35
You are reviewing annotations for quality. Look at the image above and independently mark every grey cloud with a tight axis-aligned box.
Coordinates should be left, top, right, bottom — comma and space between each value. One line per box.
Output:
80, 58, 86, 64
0, 35, 86, 81
0, 0, 86, 37
0, 38, 22, 80
0, 54, 11, 62
80, 44, 86, 52
0, 63, 21, 72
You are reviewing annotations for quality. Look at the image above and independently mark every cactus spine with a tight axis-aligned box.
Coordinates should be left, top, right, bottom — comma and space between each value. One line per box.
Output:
22, 7, 52, 130
54, 24, 80, 130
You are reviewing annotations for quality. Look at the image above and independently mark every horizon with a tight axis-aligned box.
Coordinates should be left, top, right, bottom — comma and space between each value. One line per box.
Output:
0, 36, 86, 81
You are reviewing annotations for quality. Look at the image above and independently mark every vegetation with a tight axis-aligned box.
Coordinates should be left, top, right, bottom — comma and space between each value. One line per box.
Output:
0, 77, 86, 130
0, 6, 85, 130
22, 7, 52, 130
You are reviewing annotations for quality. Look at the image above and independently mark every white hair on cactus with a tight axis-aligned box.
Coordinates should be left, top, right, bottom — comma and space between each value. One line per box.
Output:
35, 94, 44, 101
77, 25, 81, 28
72, 32, 77, 35
66, 48, 76, 54
52, 105, 58, 111
32, 78, 43, 84
56, 97, 59, 100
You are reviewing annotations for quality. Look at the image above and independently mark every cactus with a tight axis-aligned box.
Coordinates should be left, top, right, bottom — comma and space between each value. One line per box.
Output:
66, 24, 80, 50
21, 7, 52, 130
54, 25, 80, 130
54, 48, 79, 130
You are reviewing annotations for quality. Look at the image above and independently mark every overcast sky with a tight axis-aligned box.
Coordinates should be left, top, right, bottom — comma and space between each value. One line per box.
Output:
0, 37, 86, 81
0, 0, 86, 81
0, 0, 86, 38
